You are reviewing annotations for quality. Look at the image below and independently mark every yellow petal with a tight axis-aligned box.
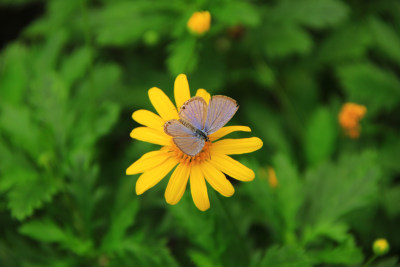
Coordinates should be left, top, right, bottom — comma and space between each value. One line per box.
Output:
165, 164, 190, 205
209, 126, 251, 141
210, 153, 255, 181
196, 88, 211, 104
135, 157, 179, 195
126, 150, 170, 175
211, 137, 263, 155
190, 164, 210, 211
130, 127, 170, 146
132, 109, 165, 131
174, 74, 191, 110
201, 161, 234, 197
148, 87, 179, 121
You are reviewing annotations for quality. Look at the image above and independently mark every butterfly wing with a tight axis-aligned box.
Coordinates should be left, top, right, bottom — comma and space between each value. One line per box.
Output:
204, 95, 239, 134
173, 136, 205, 156
164, 119, 205, 156
164, 119, 194, 137
179, 96, 207, 131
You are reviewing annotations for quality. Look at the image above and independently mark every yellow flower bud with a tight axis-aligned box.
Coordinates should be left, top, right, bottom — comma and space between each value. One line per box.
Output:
338, 102, 367, 139
187, 11, 211, 35
373, 238, 389, 256
268, 167, 278, 188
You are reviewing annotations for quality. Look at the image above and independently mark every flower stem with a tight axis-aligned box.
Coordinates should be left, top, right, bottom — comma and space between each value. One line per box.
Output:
363, 254, 378, 266
214, 193, 250, 258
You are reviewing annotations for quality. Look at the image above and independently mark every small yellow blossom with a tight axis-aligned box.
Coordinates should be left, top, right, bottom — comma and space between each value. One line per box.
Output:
268, 167, 278, 188
338, 102, 367, 138
373, 238, 389, 255
187, 11, 211, 35
126, 74, 263, 211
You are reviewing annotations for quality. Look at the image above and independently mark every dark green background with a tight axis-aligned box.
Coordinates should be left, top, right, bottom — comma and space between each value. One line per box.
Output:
1, 0, 399, 266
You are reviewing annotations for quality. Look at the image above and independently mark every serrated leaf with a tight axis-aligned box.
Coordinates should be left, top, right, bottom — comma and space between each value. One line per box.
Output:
337, 62, 400, 115
167, 37, 198, 76
306, 237, 363, 265
304, 150, 381, 224
8, 176, 59, 220
304, 107, 336, 165
0, 104, 41, 157
302, 221, 349, 245
259, 245, 311, 267
370, 17, 400, 66
263, 24, 312, 58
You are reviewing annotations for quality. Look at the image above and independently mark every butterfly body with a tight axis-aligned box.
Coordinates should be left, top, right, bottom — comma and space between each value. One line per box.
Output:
164, 95, 238, 156
179, 119, 209, 142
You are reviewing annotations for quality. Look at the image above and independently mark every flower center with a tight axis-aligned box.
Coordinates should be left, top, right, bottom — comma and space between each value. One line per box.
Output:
168, 141, 211, 166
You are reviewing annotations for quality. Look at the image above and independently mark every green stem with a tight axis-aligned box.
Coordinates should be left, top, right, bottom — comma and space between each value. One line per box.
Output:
80, 0, 95, 93
275, 81, 305, 140
363, 254, 378, 267
214, 193, 250, 256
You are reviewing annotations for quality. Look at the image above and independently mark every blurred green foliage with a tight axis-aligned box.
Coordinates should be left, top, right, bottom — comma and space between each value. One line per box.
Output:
1, 0, 400, 266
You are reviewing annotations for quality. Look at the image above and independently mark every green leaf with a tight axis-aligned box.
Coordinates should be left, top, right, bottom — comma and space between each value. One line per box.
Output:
19, 219, 66, 243
189, 250, 222, 267
263, 24, 312, 59
270, 0, 349, 28
60, 46, 92, 87
304, 107, 336, 165
273, 154, 303, 238
259, 245, 311, 267
120, 236, 179, 267
101, 177, 140, 253
167, 37, 198, 76
306, 237, 363, 265
302, 221, 349, 245
34, 30, 68, 71
370, 17, 400, 66
318, 22, 373, 63
383, 185, 400, 218
0, 104, 41, 157
304, 150, 381, 225
214, 1, 261, 27
0, 43, 29, 105
337, 62, 400, 115
19, 218, 92, 255
94, 1, 174, 46
8, 176, 60, 220
243, 99, 291, 157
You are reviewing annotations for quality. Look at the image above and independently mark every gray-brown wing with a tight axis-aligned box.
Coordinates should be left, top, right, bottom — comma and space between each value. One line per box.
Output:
204, 95, 239, 134
179, 96, 207, 131
173, 136, 205, 156
164, 119, 195, 137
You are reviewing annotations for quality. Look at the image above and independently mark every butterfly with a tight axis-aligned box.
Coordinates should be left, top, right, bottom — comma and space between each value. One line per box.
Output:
164, 95, 239, 156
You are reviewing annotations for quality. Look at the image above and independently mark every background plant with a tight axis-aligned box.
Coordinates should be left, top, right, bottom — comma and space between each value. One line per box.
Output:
0, 0, 399, 266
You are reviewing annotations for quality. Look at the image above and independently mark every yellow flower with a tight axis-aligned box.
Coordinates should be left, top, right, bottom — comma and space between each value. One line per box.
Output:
268, 167, 278, 188
126, 74, 263, 211
373, 238, 389, 255
187, 11, 211, 35
338, 102, 367, 138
